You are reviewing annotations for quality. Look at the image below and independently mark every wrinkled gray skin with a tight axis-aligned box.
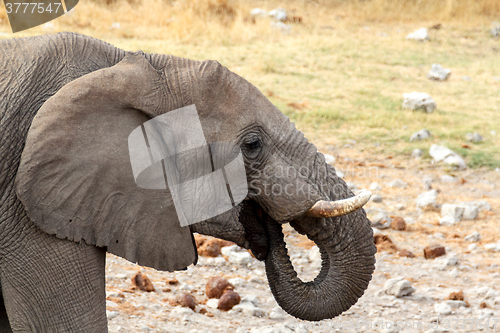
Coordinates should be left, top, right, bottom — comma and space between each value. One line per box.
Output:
0, 32, 375, 332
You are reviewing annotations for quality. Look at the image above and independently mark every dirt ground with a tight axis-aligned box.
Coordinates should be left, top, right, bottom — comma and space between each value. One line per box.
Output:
104, 147, 499, 333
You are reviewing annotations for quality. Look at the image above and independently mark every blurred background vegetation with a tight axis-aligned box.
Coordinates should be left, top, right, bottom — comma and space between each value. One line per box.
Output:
1, 0, 499, 168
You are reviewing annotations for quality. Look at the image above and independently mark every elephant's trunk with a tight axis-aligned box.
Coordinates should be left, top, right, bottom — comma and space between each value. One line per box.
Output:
265, 196, 376, 320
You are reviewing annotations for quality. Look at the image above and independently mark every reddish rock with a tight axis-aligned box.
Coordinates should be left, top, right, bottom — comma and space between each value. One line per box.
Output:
175, 292, 197, 310
447, 290, 464, 301
398, 249, 415, 258
480, 302, 489, 309
131, 272, 155, 292
424, 244, 446, 259
206, 276, 234, 299
374, 234, 398, 254
167, 278, 179, 285
198, 239, 222, 257
390, 217, 406, 231
217, 290, 241, 311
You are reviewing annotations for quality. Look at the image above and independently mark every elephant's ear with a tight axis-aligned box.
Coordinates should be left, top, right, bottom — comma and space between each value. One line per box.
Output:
15, 52, 197, 271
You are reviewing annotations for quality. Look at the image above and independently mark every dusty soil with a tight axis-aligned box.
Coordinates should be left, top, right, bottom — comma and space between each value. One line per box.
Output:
105, 147, 500, 333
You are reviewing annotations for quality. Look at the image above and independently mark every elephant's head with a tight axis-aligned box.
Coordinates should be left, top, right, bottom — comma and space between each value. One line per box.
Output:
15, 52, 376, 321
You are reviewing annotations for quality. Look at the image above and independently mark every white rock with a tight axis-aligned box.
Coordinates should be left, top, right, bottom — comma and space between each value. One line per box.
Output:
468, 243, 478, 251
228, 277, 246, 287
241, 295, 260, 307
460, 200, 491, 211
106, 310, 119, 320
444, 300, 467, 308
371, 212, 392, 229
440, 204, 464, 223
427, 64, 451, 81
403, 92, 436, 113
416, 190, 438, 209
171, 306, 195, 315
268, 8, 287, 22
429, 145, 466, 169
407, 28, 429, 41
336, 169, 344, 178
477, 287, 499, 298
395, 203, 405, 210
410, 129, 431, 141
491, 22, 500, 38
466, 132, 483, 142
369, 182, 381, 191
206, 298, 219, 309
250, 8, 268, 17
380, 321, 399, 333
433, 254, 458, 270
461, 205, 479, 220
465, 231, 481, 242
388, 179, 407, 188
450, 267, 459, 278
221, 245, 253, 265
484, 242, 500, 252
434, 302, 452, 315
269, 307, 287, 320
412, 149, 423, 158
232, 302, 265, 317
384, 278, 416, 297
324, 154, 335, 164
271, 21, 291, 34
371, 194, 383, 203
110, 22, 121, 30
440, 175, 457, 183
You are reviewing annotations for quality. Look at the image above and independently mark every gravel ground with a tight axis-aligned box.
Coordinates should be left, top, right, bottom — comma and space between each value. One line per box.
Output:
105, 148, 500, 333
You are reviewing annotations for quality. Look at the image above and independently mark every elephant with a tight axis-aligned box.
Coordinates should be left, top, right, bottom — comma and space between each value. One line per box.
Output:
0, 32, 376, 332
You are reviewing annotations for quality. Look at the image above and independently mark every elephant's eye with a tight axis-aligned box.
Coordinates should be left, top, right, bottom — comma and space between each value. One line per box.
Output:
243, 138, 262, 159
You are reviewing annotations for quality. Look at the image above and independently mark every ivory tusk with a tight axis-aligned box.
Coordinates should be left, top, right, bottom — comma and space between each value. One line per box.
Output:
306, 189, 372, 218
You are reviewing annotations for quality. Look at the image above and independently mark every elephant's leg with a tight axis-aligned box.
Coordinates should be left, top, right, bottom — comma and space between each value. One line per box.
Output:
0, 289, 13, 333
0, 214, 107, 332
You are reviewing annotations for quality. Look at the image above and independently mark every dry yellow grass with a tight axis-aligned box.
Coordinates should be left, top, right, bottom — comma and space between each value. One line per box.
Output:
1, 0, 499, 168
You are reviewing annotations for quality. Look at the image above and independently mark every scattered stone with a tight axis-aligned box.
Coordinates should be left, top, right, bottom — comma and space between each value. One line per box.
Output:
434, 302, 452, 315
346, 182, 357, 190
384, 277, 416, 297
450, 267, 459, 278
206, 298, 219, 309
461, 204, 479, 220
205, 277, 234, 299
250, 8, 267, 17
422, 176, 433, 190
398, 249, 415, 258
468, 244, 478, 251
403, 92, 436, 113
110, 22, 121, 30
371, 212, 392, 229
460, 200, 491, 211
336, 169, 344, 178
416, 190, 439, 210
477, 287, 499, 299
429, 144, 466, 169
410, 129, 431, 141
395, 203, 405, 210
369, 182, 382, 191
268, 8, 287, 22
447, 290, 464, 301
491, 22, 500, 39
218, 290, 241, 311
427, 64, 451, 81
440, 175, 457, 183
444, 300, 467, 309
374, 234, 398, 253
433, 254, 459, 270
232, 302, 265, 317
174, 292, 197, 310
440, 204, 465, 225
324, 154, 335, 164
198, 238, 222, 257
131, 272, 155, 292
462, 76, 472, 81
484, 242, 500, 252
269, 307, 287, 320
406, 28, 429, 41
390, 217, 406, 231
270, 21, 291, 34
221, 245, 253, 265
465, 231, 481, 242
227, 278, 246, 288
388, 179, 407, 188
412, 149, 423, 158
466, 132, 483, 143
424, 245, 446, 259
371, 194, 383, 203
